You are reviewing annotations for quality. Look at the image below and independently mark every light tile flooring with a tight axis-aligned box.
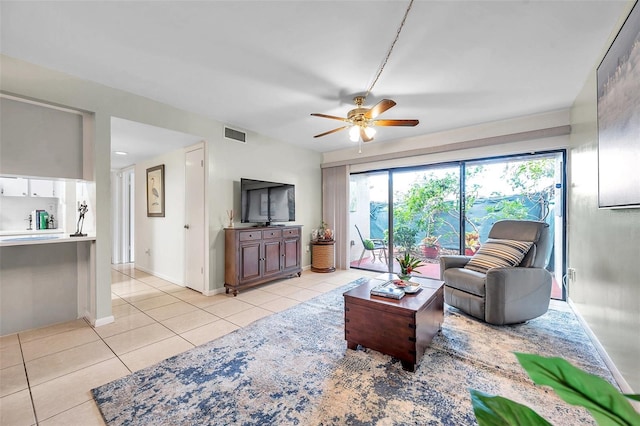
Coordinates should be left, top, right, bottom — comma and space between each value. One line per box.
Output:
1, 264, 377, 426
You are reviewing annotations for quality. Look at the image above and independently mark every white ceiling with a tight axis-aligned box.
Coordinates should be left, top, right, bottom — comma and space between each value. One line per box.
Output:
110, 117, 202, 169
0, 1, 630, 167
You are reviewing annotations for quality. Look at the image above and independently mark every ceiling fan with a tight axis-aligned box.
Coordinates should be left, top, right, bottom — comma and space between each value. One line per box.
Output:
311, 96, 419, 143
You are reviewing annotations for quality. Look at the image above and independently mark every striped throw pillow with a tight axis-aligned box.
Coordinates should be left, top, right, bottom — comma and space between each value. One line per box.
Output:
464, 238, 533, 274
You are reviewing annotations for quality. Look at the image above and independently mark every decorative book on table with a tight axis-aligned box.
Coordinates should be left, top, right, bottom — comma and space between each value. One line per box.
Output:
370, 280, 405, 300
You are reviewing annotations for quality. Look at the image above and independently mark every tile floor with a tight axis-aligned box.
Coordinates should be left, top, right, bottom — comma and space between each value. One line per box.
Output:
1, 264, 377, 425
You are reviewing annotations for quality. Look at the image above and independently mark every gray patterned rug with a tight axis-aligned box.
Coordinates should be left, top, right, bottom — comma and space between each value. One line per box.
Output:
92, 277, 613, 425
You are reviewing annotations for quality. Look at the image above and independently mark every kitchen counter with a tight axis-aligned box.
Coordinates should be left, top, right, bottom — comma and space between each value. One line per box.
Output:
0, 229, 64, 236
1, 232, 96, 335
0, 233, 95, 247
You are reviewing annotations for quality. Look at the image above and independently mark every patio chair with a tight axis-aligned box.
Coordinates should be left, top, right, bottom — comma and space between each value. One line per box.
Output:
440, 220, 552, 325
354, 224, 388, 266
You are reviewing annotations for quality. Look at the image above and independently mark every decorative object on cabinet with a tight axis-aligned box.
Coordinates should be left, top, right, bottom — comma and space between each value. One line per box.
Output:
71, 201, 88, 237
312, 220, 334, 242
224, 225, 302, 296
227, 209, 234, 228
146, 164, 165, 217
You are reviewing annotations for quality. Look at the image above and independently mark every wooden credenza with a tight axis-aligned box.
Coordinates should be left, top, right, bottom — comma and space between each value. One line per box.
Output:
224, 225, 302, 296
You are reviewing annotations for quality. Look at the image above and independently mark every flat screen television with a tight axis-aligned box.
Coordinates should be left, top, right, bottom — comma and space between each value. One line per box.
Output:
240, 178, 295, 226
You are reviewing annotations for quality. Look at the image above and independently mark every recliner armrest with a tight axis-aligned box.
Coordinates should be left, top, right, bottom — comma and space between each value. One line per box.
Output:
485, 267, 552, 325
439, 255, 472, 279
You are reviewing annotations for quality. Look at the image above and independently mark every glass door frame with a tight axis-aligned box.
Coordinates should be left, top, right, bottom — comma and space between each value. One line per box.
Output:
349, 149, 567, 300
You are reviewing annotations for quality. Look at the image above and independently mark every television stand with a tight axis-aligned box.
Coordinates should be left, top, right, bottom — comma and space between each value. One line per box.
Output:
224, 225, 302, 296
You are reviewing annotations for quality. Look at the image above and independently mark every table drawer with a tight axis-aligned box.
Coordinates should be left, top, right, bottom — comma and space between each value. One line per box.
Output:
262, 229, 282, 239
239, 231, 262, 242
283, 228, 299, 237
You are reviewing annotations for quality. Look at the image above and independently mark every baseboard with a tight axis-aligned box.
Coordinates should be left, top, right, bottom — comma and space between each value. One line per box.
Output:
204, 287, 226, 296
567, 298, 635, 394
134, 264, 184, 286
92, 315, 115, 328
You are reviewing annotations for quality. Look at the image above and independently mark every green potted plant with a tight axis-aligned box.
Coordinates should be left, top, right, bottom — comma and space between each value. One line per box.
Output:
393, 225, 419, 252
395, 251, 424, 280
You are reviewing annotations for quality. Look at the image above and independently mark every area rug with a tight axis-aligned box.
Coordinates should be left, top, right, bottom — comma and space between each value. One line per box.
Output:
92, 277, 613, 425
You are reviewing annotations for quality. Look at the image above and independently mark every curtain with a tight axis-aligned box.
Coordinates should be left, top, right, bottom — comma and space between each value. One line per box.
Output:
322, 165, 349, 269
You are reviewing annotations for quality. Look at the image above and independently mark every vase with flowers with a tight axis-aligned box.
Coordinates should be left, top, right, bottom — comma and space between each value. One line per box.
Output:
312, 221, 334, 242
395, 252, 424, 281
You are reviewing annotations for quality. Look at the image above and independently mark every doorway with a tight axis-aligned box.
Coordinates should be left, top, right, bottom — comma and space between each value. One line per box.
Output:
112, 167, 135, 264
184, 146, 205, 293
110, 117, 205, 288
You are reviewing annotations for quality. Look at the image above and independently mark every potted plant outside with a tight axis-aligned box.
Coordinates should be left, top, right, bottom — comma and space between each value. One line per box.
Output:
421, 235, 441, 259
465, 231, 480, 256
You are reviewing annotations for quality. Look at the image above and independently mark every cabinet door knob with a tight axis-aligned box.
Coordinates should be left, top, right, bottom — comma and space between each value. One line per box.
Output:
184, 224, 190, 229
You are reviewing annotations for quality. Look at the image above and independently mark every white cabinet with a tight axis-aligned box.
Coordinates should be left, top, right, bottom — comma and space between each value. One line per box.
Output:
0, 178, 60, 197
29, 179, 56, 197
0, 177, 29, 196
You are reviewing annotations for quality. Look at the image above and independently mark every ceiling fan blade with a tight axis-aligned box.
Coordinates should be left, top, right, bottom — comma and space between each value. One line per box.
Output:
310, 113, 350, 122
313, 126, 349, 138
360, 127, 374, 143
373, 119, 419, 127
365, 99, 396, 119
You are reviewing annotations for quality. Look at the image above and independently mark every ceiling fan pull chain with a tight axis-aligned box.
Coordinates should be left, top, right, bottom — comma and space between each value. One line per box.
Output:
310, 0, 418, 145
365, 0, 415, 99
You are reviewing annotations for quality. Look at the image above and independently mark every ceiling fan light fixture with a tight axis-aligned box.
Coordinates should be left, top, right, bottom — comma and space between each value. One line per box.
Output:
310, 0, 417, 148
364, 126, 376, 139
349, 126, 360, 142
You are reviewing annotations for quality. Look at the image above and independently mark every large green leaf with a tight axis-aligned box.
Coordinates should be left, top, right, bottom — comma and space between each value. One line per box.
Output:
470, 389, 552, 426
515, 353, 640, 425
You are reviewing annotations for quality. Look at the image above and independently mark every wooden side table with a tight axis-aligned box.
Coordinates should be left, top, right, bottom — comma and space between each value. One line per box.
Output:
311, 240, 335, 273
343, 274, 444, 372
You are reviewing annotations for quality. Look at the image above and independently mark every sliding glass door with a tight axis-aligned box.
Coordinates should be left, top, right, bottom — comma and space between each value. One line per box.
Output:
391, 165, 461, 279
349, 150, 566, 300
464, 153, 564, 299
349, 171, 389, 273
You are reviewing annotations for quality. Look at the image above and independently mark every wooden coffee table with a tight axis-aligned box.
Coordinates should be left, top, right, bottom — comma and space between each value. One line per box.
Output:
343, 273, 444, 372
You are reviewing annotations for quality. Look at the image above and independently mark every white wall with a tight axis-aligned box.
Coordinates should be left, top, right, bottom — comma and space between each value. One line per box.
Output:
134, 149, 186, 284
568, 0, 640, 392
0, 54, 323, 325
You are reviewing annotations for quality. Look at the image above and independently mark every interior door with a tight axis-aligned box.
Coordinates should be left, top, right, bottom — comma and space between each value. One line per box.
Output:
184, 147, 205, 292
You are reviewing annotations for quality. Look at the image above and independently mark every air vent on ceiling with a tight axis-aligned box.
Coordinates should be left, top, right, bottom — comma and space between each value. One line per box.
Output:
224, 126, 246, 143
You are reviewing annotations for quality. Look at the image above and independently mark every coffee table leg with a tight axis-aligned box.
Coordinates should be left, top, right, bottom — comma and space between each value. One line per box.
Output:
346, 341, 358, 350
401, 360, 416, 372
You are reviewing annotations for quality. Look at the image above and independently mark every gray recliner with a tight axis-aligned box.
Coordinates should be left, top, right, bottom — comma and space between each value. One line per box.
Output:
440, 220, 553, 325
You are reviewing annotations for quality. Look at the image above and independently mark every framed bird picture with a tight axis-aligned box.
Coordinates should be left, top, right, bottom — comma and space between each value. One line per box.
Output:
146, 164, 165, 217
